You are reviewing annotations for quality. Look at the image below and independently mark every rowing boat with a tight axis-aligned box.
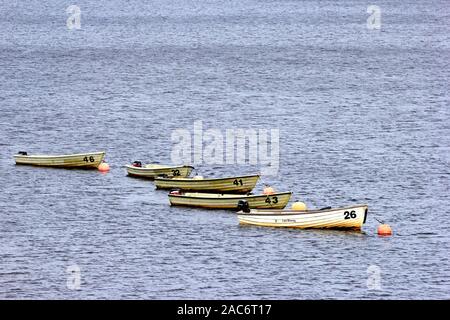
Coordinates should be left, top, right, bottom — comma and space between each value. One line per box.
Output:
14, 151, 105, 168
154, 175, 260, 193
237, 204, 368, 230
168, 191, 292, 209
125, 162, 194, 179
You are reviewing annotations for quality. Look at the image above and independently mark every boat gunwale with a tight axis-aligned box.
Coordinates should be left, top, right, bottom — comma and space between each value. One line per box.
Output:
14, 151, 106, 159
168, 191, 292, 200
154, 174, 260, 182
169, 202, 289, 209
125, 164, 194, 171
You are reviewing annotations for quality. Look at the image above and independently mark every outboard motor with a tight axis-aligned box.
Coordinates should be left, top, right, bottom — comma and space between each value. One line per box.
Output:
132, 161, 142, 167
237, 200, 250, 213
18, 151, 27, 155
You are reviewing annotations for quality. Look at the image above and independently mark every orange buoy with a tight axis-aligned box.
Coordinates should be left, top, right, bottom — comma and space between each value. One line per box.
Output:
263, 186, 275, 195
378, 224, 392, 236
291, 201, 307, 211
98, 162, 110, 172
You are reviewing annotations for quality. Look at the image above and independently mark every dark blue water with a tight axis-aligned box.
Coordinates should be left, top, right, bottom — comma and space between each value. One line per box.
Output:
0, 0, 449, 299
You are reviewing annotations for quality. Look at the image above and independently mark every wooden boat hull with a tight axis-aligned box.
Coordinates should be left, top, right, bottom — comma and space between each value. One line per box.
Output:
126, 164, 194, 179
238, 205, 368, 230
169, 192, 292, 209
155, 175, 260, 193
14, 152, 105, 168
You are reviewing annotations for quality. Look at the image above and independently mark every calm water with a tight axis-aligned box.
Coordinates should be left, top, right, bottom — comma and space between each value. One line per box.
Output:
0, 0, 449, 299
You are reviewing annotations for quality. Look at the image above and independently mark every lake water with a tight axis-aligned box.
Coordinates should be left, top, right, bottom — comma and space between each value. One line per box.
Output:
0, 0, 449, 299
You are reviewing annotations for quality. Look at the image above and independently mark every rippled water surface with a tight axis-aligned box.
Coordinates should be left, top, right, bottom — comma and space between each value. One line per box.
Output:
0, 0, 449, 299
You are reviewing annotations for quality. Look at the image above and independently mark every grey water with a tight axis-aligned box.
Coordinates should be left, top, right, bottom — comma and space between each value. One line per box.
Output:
0, 0, 449, 299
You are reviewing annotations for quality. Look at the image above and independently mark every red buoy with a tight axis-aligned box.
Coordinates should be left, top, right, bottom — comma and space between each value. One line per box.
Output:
98, 162, 110, 172
378, 224, 392, 236
263, 186, 275, 195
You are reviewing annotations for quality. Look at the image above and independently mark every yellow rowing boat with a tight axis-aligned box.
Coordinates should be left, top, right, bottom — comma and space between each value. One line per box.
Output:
237, 204, 368, 230
168, 191, 292, 209
155, 174, 260, 193
14, 151, 105, 168
125, 162, 194, 179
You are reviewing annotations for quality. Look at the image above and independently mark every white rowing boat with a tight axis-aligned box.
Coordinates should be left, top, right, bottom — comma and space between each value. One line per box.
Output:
168, 191, 292, 209
237, 204, 368, 230
125, 162, 194, 179
154, 175, 260, 193
14, 151, 105, 168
